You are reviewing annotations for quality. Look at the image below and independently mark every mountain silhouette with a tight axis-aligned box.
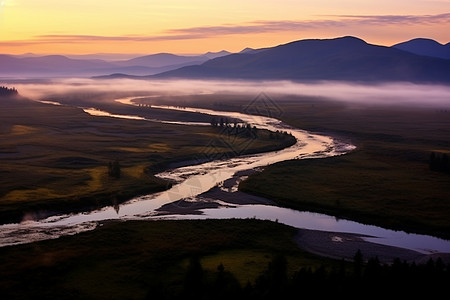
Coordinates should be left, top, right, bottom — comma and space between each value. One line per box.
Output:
117, 53, 209, 68
0, 54, 118, 77
153, 36, 450, 83
204, 50, 231, 59
3, 37, 450, 83
392, 38, 450, 60
0, 51, 230, 77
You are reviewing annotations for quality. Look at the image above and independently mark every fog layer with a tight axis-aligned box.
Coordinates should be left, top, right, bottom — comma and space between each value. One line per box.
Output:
11, 78, 450, 108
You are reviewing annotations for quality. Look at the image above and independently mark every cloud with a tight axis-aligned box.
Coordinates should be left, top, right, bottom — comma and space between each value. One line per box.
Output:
163, 19, 343, 36
333, 13, 450, 25
36, 34, 205, 42
1, 12, 449, 47
165, 13, 450, 37
0, 34, 205, 48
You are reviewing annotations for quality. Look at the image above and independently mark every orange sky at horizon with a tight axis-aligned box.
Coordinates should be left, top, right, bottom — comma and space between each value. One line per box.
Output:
0, 0, 449, 55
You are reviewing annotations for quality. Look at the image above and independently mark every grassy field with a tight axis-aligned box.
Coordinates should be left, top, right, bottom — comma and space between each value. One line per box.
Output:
0, 219, 337, 299
240, 152, 450, 237
1, 90, 450, 298
236, 95, 450, 238
0, 97, 293, 224
136, 92, 450, 238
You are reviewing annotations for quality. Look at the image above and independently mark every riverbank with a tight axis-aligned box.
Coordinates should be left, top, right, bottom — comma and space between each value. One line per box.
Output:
4, 91, 449, 263
106, 93, 450, 252
294, 228, 428, 264
0, 219, 325, 299
0, 97, 294, 224
152, 168, 450, 262
239, 152, 450, 240
123, 93, 450, 251
237, 98, 450, 240
155, 169, 275, 215
1, 218, 448, 299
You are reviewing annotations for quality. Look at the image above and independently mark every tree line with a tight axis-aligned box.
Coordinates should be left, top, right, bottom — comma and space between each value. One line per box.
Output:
210, 117, 293, 141
211, 116, 258, 138
429, 151, 450, 173
147, 250, 450, 299
0, 86, 18, 97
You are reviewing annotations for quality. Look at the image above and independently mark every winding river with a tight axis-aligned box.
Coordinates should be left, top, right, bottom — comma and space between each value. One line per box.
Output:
0, 96, 449, 255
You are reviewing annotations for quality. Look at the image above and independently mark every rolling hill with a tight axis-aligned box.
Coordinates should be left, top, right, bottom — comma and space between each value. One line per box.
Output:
393, 38, 450, 60
0, 51, 230, 77
3, 37, 450, 83
153, 36, 450, 83
0, 54, 115, 77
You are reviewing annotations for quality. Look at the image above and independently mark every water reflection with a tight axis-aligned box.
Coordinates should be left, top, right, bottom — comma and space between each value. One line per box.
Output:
1, 97, 448, 255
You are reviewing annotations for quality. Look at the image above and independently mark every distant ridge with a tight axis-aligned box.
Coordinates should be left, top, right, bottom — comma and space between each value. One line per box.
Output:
239, 47, 268, 54
0, 51, 231, 77
117, 53, 209, 68
240, 47, 255, 53
393, 38, 450, 60
2, 36, 450, 83
152, 36, 450, 83
204, 50, 231, 59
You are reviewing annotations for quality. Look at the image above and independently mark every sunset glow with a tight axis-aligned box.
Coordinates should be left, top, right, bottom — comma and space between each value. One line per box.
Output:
0, 0, 449, 55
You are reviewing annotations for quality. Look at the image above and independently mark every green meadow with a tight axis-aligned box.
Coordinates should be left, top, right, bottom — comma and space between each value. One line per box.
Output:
1, 219, 448, 299
0, 97, 293, 223
118, 92, 450, 238
0, 219, 335, 299
237, 96, 450, 238
1, 92, 450, 299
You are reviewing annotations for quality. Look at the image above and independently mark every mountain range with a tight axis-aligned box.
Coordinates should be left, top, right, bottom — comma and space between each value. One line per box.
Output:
393, 38, 450, 60
0, 51, 230, 77
151, 36, 450, 83
1, 36, 450, 83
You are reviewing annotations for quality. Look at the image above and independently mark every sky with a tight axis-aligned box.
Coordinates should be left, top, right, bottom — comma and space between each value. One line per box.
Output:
0, 0, 449, 55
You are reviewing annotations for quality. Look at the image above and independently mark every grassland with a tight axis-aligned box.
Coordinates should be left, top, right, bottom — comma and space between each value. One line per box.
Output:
235, 95, 450, 238
135, 92, 450, 238
0, 96, 293, 224
0, 219, 337, 299
1, 218, 448, 299
1, 90, 450, 298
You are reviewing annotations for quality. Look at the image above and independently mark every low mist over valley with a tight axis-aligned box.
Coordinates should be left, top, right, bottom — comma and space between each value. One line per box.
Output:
7, 77, 450, 109
1, 2, 450, 296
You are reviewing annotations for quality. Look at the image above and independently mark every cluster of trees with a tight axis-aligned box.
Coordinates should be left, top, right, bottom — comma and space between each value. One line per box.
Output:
149, 251, 450, 299
211, 117, 258, 138
210, 117, 293, 141
429, 151, 450, 173
0, 86, 18, 97
269, 130, 292, 140
210, 117, 247, 129
107, 160, 121, 179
